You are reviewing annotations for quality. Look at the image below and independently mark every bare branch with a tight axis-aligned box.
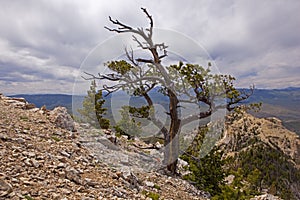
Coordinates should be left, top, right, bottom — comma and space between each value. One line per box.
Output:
136, 58, 153, 63
132, 35, 149, 49
104, 16, 134, 33
141, 7, 153, 38
125, 47, 139, 66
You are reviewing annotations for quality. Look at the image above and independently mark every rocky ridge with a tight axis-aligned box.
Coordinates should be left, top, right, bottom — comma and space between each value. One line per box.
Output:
218, 112, 300, 199
0, 93, 207, 199
221, 112, 300, 167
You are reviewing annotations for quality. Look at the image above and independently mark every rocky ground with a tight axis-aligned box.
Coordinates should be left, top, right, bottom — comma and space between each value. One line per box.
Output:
0, 94, 208, 199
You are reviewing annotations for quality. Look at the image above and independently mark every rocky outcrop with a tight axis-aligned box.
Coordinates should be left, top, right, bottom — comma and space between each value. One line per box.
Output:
0, 95, 36, 110
219, 112, 300, 199
222, 112, 300, 166
250, 194, 283, 200
49, 106, 76, 132
0, 94, 208, 199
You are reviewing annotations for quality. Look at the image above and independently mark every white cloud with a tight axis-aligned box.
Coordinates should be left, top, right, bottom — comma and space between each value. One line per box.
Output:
0, 0, 299, 94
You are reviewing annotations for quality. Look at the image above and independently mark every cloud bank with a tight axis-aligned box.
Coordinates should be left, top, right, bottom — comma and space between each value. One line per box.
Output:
1, 0, 299, 94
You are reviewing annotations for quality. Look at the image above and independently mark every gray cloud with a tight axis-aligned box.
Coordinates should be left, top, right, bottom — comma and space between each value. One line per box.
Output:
0, 0, 299, 94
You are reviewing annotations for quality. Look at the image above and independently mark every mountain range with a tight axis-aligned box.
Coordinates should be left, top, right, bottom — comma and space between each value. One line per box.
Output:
10, 87, 300, 135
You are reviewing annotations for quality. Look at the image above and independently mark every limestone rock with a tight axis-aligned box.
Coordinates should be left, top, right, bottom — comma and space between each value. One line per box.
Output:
49, 107, 75, 131
250, 194, 283, 200
0, 178, 13, 197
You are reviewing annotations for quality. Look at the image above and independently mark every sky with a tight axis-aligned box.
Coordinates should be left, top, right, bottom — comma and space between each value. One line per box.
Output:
1, 0, 300, 95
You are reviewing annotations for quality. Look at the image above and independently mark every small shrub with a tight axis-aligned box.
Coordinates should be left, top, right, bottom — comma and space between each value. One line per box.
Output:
20, 116, 29, 121
24, 195, 34, 200
51, 136, 61, 142
154, 184, 161, 190
147, 192, 160, 200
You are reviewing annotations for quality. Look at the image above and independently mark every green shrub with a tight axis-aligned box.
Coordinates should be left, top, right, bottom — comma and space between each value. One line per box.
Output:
147, 192, 160, 200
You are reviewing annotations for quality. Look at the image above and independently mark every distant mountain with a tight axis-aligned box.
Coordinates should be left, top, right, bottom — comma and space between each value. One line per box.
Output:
10, 87, 300, 134
247, 88, 300, 134
10, 94, 74, 111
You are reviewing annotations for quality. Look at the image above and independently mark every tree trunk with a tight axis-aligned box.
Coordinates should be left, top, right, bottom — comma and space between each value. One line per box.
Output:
164, 89, 181, 174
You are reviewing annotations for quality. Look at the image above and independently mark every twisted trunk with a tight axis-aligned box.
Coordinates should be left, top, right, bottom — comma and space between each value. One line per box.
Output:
164, 89, 181, 174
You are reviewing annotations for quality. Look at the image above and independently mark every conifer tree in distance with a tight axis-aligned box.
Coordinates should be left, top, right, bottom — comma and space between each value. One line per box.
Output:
78, 80, 110, 129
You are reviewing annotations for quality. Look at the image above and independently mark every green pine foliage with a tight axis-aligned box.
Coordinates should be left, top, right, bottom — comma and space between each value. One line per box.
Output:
181, 126, 226, 196
212, 141, 300, 200
225, 142, 300, 200
114, 106, 142, 139
182, 149, 225, 196
78, 80, 110, 129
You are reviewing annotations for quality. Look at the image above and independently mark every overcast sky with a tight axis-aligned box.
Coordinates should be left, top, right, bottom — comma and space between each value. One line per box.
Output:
1, 0, 300, 95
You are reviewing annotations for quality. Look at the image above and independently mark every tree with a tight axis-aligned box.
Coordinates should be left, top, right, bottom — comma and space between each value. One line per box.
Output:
83, 8, 253, 173
114, 106, 142, 139
78, 80, 110, 129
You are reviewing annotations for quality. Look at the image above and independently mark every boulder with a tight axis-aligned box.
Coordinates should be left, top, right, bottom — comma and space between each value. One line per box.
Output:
250, 194, 282, 200
49, 107, 75, 131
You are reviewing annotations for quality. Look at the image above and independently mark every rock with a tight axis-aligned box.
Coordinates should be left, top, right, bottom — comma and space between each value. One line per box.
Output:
24, 159, 32, 167
57, 163, 65, 168
61, 188, 72, 194
15, 138, 25, 144
2, 97, 37, 110
0, 178, 13, 197
225, 174, 235, 185
31, 159, 40, 168
9, 97, 26, 103
97, 138, 120, 151
28, 152, 36, 158
144, 181, 155, 187
250, 194, 283, 200
24, 103, 36, 110
49, 107, 75, 131
121, 169, 140, 190
177, 158, 189, 175
41, 105, 47, 111
80, 123, 91, 129
29, 108, 40, 112
0, 133, 8, 141
266, 117, 282, 125
65, 167, 81, 185
6, 100, 26, 108
107, 136, 117, 144
155, 141, 163, 148
121, 135, 129, 140
103, 129, 112, 135
84, 178, 97, 187
60, 150, 71, 158
116, 171, 123, 178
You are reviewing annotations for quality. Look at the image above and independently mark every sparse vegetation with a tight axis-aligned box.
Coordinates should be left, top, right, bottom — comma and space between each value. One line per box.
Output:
51, 136, 61, 142
24, 195, 34, 200
224, 142, 300, 200
113, 106, 142, 139
146, 191, 160, 200
20, 115, 29, 121
78, 80, 110, 129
